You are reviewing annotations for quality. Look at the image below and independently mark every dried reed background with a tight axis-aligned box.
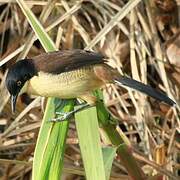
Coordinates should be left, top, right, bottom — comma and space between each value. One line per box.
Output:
0, 0, 179, 179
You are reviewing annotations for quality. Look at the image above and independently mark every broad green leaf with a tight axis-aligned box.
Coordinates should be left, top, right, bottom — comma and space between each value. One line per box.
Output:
96, 100, 145, 179
102, 147, 117, 179
75, 106, 106, 180
16, 0, 55, 52
16, 1, 74, 180
17, 1, 145, 180
36, 99, 74, 180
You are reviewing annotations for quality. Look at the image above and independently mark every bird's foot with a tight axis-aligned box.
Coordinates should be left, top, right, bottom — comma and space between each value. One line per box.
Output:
50, 111, 74, 122
49, 103, 92, 122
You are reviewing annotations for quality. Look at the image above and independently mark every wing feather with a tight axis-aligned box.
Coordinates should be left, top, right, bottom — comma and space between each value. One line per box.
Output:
32, 49, 106, 74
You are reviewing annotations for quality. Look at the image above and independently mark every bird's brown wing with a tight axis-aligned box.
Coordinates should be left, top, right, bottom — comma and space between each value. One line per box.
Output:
32, 49, 106, 74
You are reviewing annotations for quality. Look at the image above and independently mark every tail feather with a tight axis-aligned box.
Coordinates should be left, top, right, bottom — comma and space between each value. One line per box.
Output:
114, 76, 175, 106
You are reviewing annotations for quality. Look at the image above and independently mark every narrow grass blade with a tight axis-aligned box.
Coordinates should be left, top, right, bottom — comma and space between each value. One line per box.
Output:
16, 0, 56, 52
16, 1, 74, 180
102, 147, 117, 179
34, 99, 74, 180
17, 1, 145, 179
96, 100, 145, 179
75, 106, 106, 180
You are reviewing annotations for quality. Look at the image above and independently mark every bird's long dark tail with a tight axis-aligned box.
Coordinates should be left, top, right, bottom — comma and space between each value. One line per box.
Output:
114, 76, 175, 106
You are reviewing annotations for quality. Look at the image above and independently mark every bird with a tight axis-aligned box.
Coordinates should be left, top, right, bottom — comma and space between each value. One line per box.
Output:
5, 49, 175, 121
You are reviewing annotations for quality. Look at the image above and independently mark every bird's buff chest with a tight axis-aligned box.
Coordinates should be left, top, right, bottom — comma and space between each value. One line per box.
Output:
25, 66, 103, 99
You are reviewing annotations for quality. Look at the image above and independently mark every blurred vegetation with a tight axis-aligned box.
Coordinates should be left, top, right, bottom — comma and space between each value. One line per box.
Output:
0, 0, 179, 179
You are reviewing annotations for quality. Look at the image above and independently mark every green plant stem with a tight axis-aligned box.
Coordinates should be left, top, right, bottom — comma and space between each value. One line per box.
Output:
96, 101, 146, 179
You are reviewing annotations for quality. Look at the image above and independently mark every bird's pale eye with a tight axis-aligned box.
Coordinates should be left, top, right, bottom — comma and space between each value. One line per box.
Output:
16, 80, 22, 86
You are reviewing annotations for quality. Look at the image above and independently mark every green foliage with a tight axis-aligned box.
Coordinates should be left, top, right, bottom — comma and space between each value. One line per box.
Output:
75, 106, 106, 180
16, 0, 146, 180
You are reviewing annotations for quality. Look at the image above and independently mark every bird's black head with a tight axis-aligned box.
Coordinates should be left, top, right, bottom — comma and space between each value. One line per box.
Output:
6, 59, 37, 113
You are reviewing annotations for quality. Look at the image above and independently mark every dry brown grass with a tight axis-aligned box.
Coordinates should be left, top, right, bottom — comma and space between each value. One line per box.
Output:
0, 0, 179, 179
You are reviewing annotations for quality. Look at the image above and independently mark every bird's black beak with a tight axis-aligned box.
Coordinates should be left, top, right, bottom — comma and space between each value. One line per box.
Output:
11, 94, 18, 113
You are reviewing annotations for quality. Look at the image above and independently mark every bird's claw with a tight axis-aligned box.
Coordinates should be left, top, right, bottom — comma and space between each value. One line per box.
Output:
49, 112, 72, 122
49, 103, 91, 122
55, 112, 66, 115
